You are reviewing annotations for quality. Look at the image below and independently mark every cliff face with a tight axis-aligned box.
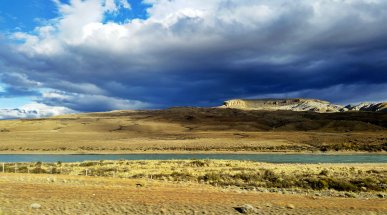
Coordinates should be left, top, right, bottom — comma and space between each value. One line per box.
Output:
221, 98, 386, 113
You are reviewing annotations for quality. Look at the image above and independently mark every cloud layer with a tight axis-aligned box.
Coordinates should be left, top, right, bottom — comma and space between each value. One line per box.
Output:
0, 102, 74, 119
1, 0, 386, 113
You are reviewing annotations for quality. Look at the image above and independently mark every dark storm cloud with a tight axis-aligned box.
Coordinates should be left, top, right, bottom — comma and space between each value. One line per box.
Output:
37, 91, 148, 112
0, 85, 40, 98
0, 0, 387, 111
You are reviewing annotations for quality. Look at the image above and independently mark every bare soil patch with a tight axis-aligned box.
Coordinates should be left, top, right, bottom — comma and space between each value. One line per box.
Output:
0, 173, 386, 214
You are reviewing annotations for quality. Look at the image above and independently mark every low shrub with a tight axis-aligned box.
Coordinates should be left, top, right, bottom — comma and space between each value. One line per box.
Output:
262, 169, 278, 182
170, 172, 195, 181
319, 169, 329, 176
232, 172, 261, 182
189, 160, 210, 167
79, 161, 98, 167
30, 167, 47, 174
305, 178, 329, 190
327, 178, 358, 191
16, 166, 29, 173
351, 177, 383, 191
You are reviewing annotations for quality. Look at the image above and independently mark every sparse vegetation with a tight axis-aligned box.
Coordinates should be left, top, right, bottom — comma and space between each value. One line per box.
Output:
0, 108, 385, 153
316, 142, 387, 152
1, 160, 385, 193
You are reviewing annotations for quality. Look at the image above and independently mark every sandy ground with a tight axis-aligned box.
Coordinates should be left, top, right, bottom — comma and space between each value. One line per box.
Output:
0, 173, 386, 215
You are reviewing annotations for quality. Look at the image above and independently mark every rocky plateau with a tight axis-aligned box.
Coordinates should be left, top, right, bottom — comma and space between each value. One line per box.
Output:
220, 98, 387, 113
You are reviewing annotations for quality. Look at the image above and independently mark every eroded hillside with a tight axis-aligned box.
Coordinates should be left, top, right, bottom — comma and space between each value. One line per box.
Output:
221, 98, 387, 113
0, 108, 386, 153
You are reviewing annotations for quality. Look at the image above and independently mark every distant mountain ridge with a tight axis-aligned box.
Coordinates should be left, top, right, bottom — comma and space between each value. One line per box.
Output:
0, 99, 386, 119
345, 102, 387, 112
0, 109, 40, 120
221, 98, 387, 113
0, 103, 74, 119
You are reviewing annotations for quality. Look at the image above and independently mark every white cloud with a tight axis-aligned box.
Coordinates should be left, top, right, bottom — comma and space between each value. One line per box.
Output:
0, 0, 386, 111
0, 102, 75, 119
120, 0, 131, 10
104, 0, 118, 12
13, 0, 387, 58
104, 0, 131, 12
21, 102, 75, 116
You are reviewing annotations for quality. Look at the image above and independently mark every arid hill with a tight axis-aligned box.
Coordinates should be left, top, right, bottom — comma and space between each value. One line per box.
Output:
345, 102, 387, 112
0, 107, 386, 153
221, 98, 344, 113
221, 98, 387, 113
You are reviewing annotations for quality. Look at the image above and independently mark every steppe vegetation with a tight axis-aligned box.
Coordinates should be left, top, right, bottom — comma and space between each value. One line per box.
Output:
0, 108, 386, 214
0, 107, 386, 213
3, 160, 386, 194
0, 108, 386, 153
1, 171, 386, 215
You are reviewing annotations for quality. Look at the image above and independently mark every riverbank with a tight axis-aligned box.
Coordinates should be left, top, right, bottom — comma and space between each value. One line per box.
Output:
1, 153, 386, 163
0, 150, 387, 155
2, 160, 386, 194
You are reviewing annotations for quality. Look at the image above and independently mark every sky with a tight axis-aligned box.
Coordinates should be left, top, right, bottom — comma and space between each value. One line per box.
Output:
0, 0, 386, 117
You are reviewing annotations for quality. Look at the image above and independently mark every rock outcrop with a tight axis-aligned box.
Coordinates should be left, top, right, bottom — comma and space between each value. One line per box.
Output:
345, 102, 387, 112
221, 98, 345, 113
220, 98, 386, 113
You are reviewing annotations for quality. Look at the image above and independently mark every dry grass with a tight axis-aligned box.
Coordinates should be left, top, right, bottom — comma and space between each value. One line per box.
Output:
0, 162, 386, 214
0, 108, 386, 153
3, 160, 386, 193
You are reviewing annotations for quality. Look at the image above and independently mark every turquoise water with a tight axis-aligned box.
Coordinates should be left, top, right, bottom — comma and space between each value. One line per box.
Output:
0, 154, 385, 163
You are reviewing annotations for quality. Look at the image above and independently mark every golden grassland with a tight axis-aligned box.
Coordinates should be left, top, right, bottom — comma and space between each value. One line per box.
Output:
0, 108, 386, 214
0, 160, 386, 214
0, 108, 386, 153
2, 160, 386, 194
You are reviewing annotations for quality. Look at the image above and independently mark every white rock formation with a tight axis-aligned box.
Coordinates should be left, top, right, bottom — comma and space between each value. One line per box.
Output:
221, 98, 344, 113
221, 98, 387, 113
346, 102, 387, 112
